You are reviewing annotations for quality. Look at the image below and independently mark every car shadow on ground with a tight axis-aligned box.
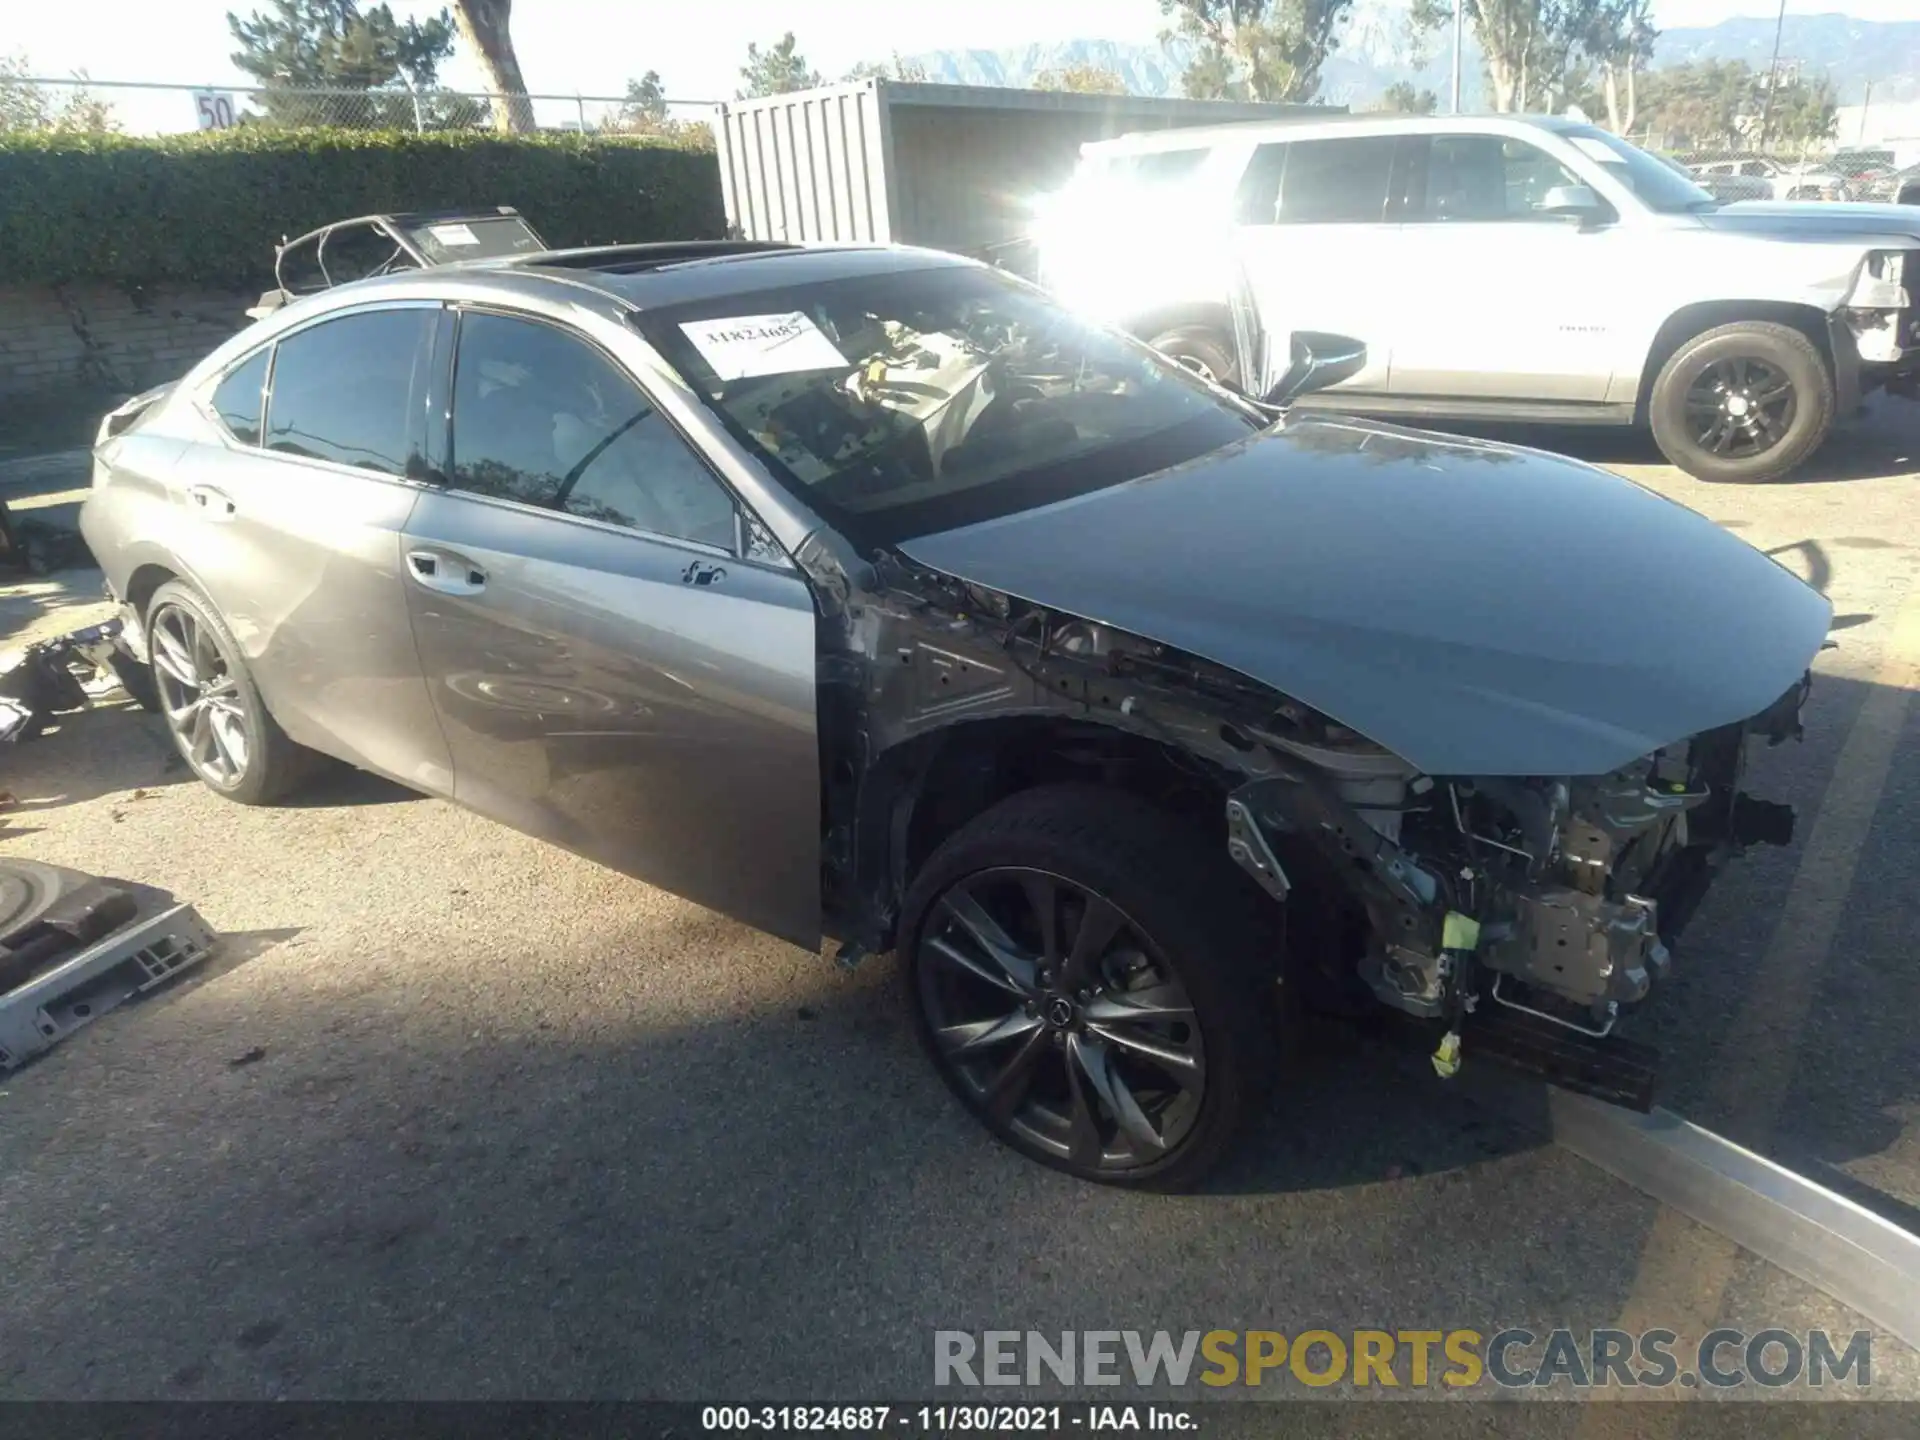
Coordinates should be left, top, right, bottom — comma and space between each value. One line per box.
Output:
0, 700, 188, 814
1429, 394, 1918, 488
277, 767, 421, 809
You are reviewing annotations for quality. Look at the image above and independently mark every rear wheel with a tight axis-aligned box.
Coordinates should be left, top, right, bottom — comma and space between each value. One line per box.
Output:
1147, 325, 1240, 389
899, 785, 1277, 1191
145, 581, 319, 805
1647, 321, 1834, 483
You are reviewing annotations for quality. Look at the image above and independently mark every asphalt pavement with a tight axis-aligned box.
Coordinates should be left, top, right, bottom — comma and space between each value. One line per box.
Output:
1, 400, 1917, 1407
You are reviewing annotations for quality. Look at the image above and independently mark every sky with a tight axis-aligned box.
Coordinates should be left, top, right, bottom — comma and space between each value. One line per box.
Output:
8, 0, 1917, 109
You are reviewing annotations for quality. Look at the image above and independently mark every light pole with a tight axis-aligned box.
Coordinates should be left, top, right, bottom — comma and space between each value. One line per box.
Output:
1756, 0, 1787, 149
1451, 0, 1464, 113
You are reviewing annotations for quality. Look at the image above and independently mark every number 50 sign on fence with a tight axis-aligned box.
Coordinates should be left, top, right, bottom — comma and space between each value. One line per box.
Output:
192, 90, 239, 130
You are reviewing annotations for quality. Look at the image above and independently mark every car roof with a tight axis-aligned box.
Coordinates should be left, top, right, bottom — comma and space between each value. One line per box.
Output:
511, 241, 976, 309
274, 241, 981, 321
1080, 111, 1589, 156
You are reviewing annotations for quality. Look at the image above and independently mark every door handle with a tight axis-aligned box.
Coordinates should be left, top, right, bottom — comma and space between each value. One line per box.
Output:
406, 549, 487, 596
681, 561, 727, 588
187, 484, 236, 520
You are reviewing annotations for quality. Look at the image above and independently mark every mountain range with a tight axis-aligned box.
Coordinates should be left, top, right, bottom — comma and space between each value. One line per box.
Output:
903, 12, 1920, 110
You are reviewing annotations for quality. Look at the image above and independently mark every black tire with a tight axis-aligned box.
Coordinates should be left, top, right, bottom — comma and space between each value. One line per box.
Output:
144, 580, 319, 805
107, 647, 161, 713
899, 785, 1278, 1191
1147, 325, 1240, 389
1647, 321, 1834, 483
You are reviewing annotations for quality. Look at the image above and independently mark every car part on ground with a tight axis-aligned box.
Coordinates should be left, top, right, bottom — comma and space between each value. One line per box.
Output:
0, 858, 216, 1072
0, 617, 154, 744
1038, 114, 1919, 484
78, 241, 1829, 1187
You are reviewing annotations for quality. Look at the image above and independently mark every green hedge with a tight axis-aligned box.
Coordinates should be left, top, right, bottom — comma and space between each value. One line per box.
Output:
0, 128, 724, 288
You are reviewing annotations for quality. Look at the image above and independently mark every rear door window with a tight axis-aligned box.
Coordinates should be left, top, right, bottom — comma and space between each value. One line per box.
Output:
263, 308, 434, 476
1232, 142, 1292, 223
1274, 137, 1399, 223
211, 350, 268, 445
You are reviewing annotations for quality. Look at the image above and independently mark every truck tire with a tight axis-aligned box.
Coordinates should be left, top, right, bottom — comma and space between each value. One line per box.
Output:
898, 784, 1278, 1191
1147, 325, 1240, 389
1648, 321, 1834, 484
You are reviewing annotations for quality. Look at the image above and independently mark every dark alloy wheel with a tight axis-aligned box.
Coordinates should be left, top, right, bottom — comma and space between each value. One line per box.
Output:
150, 601, 253, 790
1648, 321, 1834, 483
144, 580, 320, 805
917, 866, 1208, 1172
1681, 357, 1797, 461
901, 786, 1276, 1190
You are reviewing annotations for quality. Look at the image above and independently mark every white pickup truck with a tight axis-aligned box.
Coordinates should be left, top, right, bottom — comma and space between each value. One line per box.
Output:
1036, 114, 1920, 482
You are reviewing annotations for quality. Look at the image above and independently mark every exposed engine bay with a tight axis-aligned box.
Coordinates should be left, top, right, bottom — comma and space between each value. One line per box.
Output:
825, 552, 1811, 1105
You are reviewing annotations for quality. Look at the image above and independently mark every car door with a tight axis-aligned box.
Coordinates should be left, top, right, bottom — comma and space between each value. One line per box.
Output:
1387, 133, 1620, 403
401, 306, 822, 947
172, 304, 454, 791
1230, 134, 1404, 394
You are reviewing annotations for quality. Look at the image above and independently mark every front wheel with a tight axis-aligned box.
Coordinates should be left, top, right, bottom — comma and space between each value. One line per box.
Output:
1647, 321, 1834, 483
899, 786, 1277, 1190
1146, 325, 1240, 389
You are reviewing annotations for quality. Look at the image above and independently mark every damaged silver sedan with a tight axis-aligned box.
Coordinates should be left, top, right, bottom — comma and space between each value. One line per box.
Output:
80, 242, 1829, 1188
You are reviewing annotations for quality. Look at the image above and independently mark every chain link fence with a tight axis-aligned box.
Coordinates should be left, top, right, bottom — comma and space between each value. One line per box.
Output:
1640, 139, 1916, 205
2, 77, 717, 139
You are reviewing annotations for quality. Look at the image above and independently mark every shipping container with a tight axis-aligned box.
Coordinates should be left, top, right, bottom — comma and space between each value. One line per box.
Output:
713, 80, 1335, 260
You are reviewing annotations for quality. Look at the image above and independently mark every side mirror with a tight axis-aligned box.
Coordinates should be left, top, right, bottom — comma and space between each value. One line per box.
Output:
1263, 331, 1367, 406
1539, 184, 1603, 223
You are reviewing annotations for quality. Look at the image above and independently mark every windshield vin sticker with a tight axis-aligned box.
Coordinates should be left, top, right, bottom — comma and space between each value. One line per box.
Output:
681, 312, 848, 381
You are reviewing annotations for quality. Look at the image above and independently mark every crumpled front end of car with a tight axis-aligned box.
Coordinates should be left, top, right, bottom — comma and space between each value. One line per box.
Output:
1223, 670, 1814, 1097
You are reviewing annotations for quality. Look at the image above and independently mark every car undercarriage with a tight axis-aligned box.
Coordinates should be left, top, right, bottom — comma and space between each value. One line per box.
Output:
818, 549, 1812, 1108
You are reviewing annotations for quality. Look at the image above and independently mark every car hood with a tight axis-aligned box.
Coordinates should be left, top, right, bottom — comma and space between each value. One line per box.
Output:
1700, 202, 1920, 242
897, 418, 1832, 778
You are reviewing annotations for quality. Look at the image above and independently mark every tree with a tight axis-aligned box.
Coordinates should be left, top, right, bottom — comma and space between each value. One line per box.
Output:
616, 70, 667, 124
1369, 80, 1438, 114
1578, 0, 1656, 133
738, 33, 821, 99
227, 0, 462, 128
1160, 0, 1355, 103
0, 54, 119, 133
1033, 64, 1129, 94
844, 53, 929, 83
1625, 59, 1835, 151
451, 0, 533, 132
1410, 0, 1614, 114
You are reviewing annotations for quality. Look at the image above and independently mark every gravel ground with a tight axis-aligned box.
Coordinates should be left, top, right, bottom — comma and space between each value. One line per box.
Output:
1, 400, 1917, 1406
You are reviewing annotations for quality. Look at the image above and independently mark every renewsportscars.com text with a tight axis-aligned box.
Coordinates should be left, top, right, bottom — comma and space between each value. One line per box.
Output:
933, 1328, 1873, 1391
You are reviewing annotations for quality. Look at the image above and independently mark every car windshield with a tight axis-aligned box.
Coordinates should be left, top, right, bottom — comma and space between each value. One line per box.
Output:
637, 265, 1262, 548
1561, 125, 1720, 213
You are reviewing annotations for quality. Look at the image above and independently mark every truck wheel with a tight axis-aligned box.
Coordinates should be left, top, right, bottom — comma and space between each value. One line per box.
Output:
898, 785, 1277, 1191
1147, 325, 1240, 389
1648, 321, 1834, 483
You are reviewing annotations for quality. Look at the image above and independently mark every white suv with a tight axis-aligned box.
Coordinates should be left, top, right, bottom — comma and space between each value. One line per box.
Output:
1037, 114, 1919, 482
